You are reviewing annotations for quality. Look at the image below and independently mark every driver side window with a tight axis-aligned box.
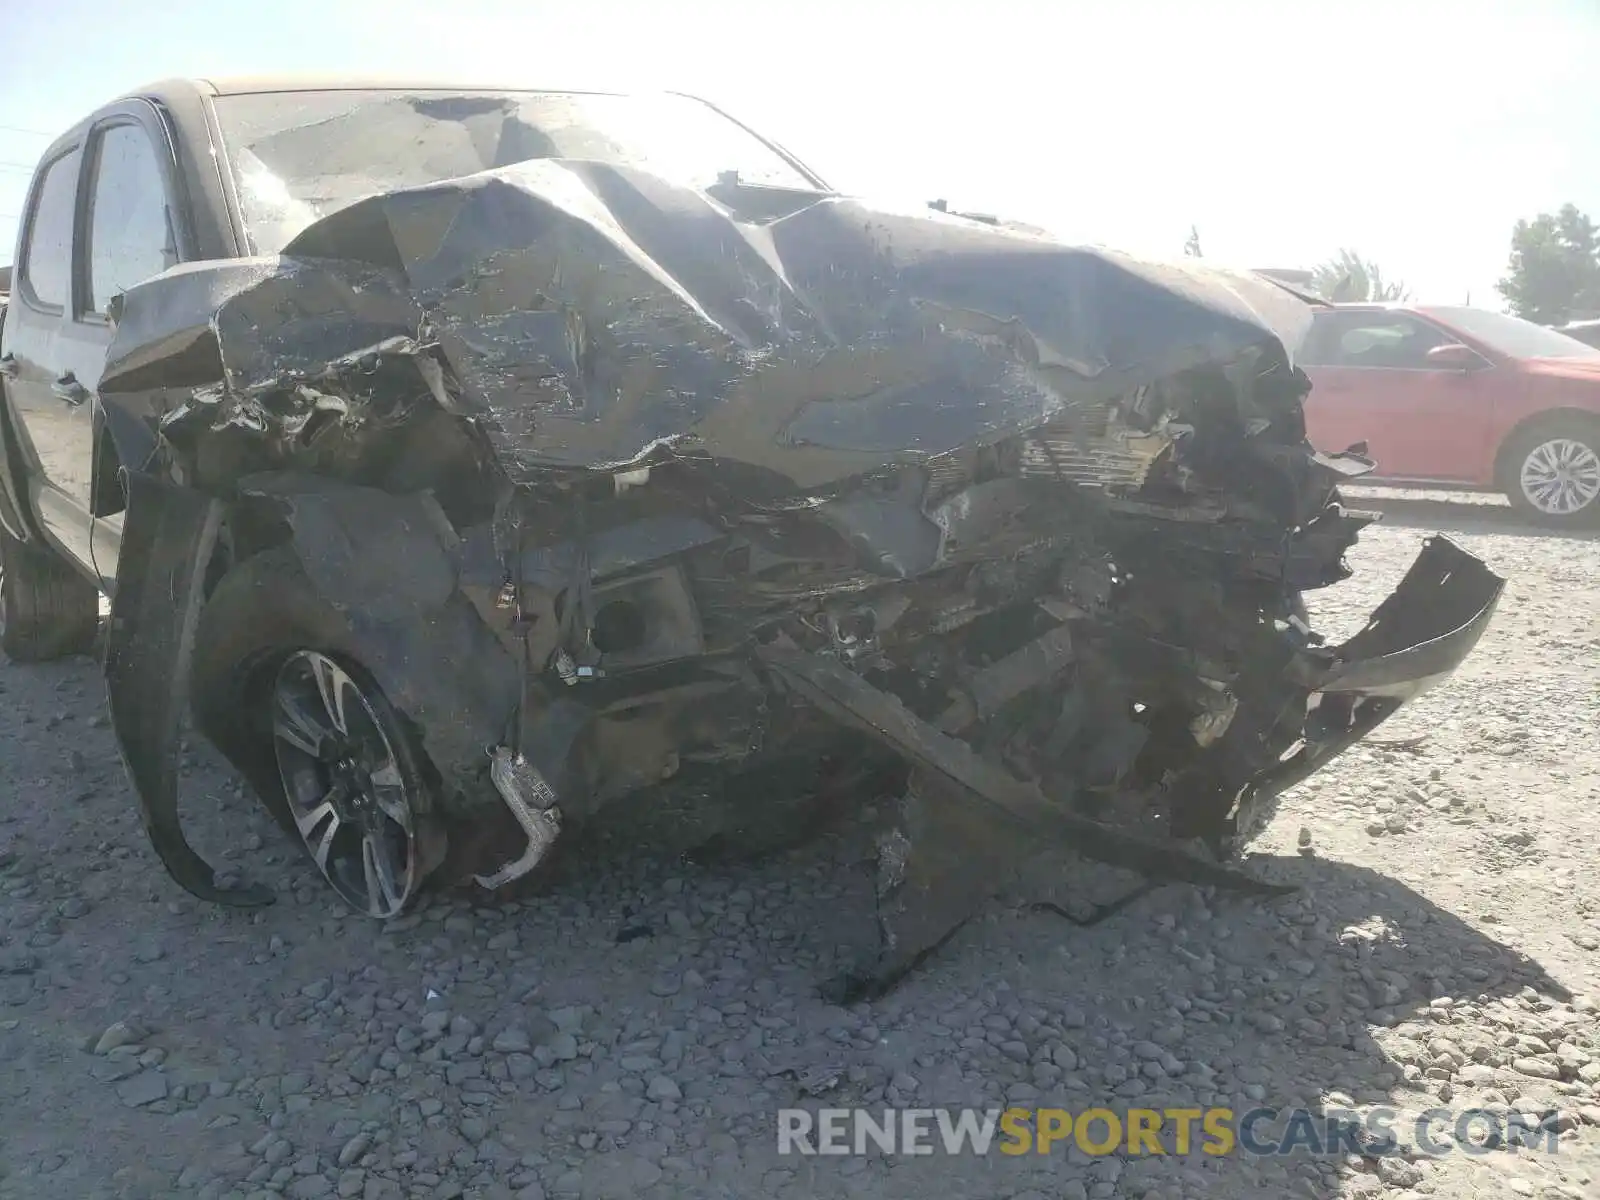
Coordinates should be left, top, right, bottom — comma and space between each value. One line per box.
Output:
83, 122, 179, 316
1302, 313, 1452, 369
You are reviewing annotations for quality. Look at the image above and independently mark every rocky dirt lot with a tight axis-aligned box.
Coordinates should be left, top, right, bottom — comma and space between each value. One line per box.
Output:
1, 492, 1597, 1200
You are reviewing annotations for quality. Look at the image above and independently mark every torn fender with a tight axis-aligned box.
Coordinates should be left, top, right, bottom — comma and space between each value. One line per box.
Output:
237, 474, 523, 796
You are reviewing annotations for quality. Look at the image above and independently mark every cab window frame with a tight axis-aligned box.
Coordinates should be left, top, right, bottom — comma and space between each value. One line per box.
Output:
15, 143, 85, 315
73, 103, 193, 325
1301, 310, 1459, 371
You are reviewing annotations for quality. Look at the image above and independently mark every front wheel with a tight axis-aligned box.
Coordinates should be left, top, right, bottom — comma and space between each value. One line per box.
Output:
190, 547, 448, 917
1499, 416, 1600, 528
270, 649, 432, 917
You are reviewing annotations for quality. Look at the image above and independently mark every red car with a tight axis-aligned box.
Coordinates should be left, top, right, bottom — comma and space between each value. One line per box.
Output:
1300, 303, 1600, 526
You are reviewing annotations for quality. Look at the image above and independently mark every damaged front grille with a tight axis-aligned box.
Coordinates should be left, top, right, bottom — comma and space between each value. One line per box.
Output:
1016, 405, 1175, 492
922, 383, 1190, 507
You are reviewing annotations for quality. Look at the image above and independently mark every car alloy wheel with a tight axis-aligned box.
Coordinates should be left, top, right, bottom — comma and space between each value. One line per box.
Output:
270, 649, 422, 917
1519, 436, 1600, 517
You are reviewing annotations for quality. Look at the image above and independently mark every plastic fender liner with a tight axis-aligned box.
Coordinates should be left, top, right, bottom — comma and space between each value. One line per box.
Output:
104, 470, 275, 906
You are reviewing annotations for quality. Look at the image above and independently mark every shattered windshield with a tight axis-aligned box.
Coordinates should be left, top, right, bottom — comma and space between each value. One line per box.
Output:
210, 89, 821, 255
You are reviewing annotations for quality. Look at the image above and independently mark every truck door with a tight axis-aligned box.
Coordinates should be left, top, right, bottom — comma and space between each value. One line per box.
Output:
1300, 309, 1494, 481
0, 106, 184, 586
68, 112, 184, 586
0, 142, 97, 570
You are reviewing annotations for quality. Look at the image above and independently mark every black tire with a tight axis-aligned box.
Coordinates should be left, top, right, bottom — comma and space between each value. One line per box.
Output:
0, 525, 100, 663
189, 546, 449, 915
1497, 414, 1600, 529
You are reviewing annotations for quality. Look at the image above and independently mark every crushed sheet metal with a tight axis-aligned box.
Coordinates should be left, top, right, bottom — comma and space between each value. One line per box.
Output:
935, 621, 1077, 733
753, 529, 1501, 996
103, 157, 1316, 495
756, 643, 1295, 894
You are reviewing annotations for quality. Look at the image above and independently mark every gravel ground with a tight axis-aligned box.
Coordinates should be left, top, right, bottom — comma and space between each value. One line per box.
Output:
1, 496, 1597, 1200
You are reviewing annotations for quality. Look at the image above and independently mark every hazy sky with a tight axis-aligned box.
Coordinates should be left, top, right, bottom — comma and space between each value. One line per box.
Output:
2, 0, 1597, 308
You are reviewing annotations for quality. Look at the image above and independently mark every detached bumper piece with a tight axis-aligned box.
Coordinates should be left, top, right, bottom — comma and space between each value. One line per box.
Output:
762, 534, 1504, 1001
1316, 534, 1505, 699
1228, 534, 1505, 839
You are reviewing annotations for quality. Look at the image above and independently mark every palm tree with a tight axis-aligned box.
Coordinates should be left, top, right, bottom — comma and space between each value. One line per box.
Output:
1309, 249, 1410, 302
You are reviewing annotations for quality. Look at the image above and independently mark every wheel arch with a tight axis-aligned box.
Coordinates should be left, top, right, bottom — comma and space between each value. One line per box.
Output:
105, 469, 522, 910
1492, 405, 1600, 491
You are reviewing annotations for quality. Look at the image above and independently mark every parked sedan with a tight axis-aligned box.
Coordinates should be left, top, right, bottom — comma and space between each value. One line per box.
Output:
1301, 303, 1600, 526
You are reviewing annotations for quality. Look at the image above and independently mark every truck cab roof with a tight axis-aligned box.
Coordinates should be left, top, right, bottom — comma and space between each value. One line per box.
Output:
116, 75, 624, 108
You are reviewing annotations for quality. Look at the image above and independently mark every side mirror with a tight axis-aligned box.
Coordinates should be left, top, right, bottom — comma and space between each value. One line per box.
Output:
1426, 343, 1479, 370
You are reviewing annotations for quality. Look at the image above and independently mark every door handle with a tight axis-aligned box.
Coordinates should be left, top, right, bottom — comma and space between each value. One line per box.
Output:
0, 353, 17, 379
51, 373, 88, 406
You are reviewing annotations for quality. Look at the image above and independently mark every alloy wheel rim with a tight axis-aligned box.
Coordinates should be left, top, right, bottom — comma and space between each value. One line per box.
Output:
270, 650, 419, 918
1520, 437, 1600, 516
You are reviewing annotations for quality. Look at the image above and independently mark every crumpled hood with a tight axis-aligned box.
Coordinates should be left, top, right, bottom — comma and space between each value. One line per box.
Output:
104, 158, 1316, 491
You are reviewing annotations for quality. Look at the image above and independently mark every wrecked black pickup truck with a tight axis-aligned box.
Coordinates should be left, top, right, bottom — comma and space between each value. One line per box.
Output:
0, 79, 1504, 996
